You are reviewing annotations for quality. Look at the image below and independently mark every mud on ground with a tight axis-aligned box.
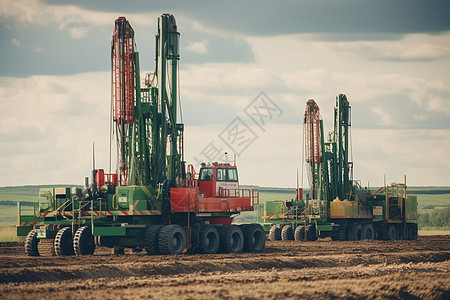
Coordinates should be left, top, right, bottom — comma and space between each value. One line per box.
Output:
0, 236, 449, 299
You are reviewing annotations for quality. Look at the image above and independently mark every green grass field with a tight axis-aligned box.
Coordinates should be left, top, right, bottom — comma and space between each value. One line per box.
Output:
0, 191, 37, 203
412, 193, 450, 211
0, 205, 19, 224
259, 191, 296, 203
0, 224, 24, 242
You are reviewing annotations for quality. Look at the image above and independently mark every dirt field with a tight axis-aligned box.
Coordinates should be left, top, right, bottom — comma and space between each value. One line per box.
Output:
0, 236, 449, 299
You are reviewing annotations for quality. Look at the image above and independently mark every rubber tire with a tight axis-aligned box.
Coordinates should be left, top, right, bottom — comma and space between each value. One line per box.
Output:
269, 225, 281, 241
145, 225, 163, 255
407, 223, 418, 240
387, 224, 397, 240
37, 238, 56, 256
219, 225, 244, 254
331, 224, 348, 241
242, 224, 265, 253
294, 226, 306, 241
306, 225, 318, 241
348, 223, 363, 241
25, 229, 39, 256
55, 227, 75, 256
354, 224, 363, 240
188, 224, 202, 254
281, 225, 294, 241
362, 223, 375, 240
199, 225, 220, 254
347, 223, 355, 241
399, 224, 408, 240
73, 226, 96, 255
158, 224, 187, 255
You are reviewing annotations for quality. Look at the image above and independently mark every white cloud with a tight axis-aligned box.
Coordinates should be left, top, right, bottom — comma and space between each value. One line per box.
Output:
180, 63, 284, 110
413, 113, 427, 121
279, 69, 450, 116
1, 8, 449, 187
1, 69, 449, 187
0, 72, 111, 186
371, 107, 395, 126
185, 123, 450, 187
185, 123, 303, 188
332, 41, 450, 61
11, 38, 21, 47
0, 0, 159, 41
0, 0, 153, 27
352, 129, 450, 187
0, 0, 40, 23
69, 27, 88, 39
184, 40, 209, 54
332, 38, 450, 62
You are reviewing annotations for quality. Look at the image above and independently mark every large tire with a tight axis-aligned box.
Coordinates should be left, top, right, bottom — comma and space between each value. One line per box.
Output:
407, 223, 418, 240
73, 226, 96, 255
242, 224, 265, 253
331, 224, 348, 241
268, 225, 281, 241
145, 225, 163, 255
348, 223, 363, 241
199, 225, 220, 254
37, 238, 56, 256
281, 225, 294, 241
188, 224, 201, 253
306, 225, 318, 241
55, 227, 75, 256
25, 229, 39, 256
399, 224, 408, 240
347, 223, 354, 240
362, 223, 375, 240
158, 224, 187, 254
387, 224, 397, 240
294, 226, 306, 241
355, 224, 363, 241
219, 225, 244, 253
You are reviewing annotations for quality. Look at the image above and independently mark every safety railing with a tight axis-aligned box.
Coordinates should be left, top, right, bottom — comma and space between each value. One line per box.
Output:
218, 187, 260, 206
182, 179, 198, 188
251, 189, 259, 206
16, 202, 38, 226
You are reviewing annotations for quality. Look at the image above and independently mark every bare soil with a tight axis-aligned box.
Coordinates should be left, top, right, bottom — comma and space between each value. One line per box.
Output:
0, 236, 449, 299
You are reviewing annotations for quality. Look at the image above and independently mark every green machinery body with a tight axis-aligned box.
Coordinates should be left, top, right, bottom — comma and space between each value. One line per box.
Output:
16, 15, 267, 255
260, 95, 418, 241
17, 15, 180, 247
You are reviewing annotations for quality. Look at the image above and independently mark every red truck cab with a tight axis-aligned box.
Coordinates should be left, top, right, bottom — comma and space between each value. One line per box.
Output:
198, 164, 239, 198
170, 163, 259, 221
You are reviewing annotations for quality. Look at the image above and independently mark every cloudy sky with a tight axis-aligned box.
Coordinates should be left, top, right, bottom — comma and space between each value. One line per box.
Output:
1, 0, 449, 188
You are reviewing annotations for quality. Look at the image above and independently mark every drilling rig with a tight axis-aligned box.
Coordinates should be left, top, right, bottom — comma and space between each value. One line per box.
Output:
260, 95, 418, 241
17, 15, 265, 256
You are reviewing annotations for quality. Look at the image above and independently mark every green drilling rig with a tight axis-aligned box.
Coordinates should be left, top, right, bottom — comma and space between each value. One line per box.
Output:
16, 14, 265, 256
261, 95, 418, 241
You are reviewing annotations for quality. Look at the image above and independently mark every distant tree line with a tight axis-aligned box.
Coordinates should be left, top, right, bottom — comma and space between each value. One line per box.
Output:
418, 207, 450, 228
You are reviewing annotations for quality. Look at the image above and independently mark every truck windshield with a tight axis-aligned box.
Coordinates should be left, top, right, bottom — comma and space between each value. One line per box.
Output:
217, 168, 238, 181
199, 168, 213, 181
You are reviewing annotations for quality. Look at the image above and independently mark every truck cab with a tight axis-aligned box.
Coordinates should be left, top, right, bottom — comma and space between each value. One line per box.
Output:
198, 163, 239, 198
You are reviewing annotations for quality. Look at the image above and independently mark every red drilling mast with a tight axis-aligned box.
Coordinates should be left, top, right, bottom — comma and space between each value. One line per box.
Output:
304, 99, 323, 199
112, 17, 135, 186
